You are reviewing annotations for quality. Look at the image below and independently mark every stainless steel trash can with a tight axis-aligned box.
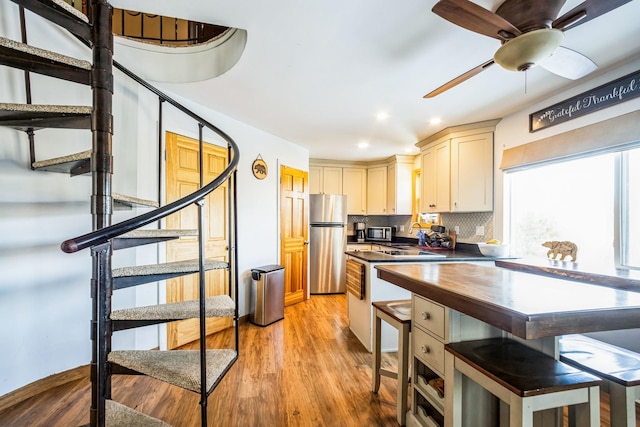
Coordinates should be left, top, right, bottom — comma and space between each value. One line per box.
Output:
249, 264, 284, 326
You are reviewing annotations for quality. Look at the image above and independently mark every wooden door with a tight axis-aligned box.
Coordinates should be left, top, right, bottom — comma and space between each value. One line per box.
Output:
165, 132, 231, 349
280, 165, 308, 306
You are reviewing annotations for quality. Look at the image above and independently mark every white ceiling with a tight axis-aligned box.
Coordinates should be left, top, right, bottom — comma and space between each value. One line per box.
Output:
111, 0, 640, 161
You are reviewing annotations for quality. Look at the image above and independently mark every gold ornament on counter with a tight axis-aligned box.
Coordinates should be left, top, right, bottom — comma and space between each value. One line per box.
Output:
542, 240, 578, 262
252, 154, 268, 180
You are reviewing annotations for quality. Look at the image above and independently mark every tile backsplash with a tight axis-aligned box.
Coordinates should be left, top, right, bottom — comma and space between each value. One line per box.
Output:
347, 212, 494, 243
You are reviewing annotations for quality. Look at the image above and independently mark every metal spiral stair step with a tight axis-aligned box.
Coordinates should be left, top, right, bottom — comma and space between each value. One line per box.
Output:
0, 36, 91, 84
114, 229, 198, 250
113, 258, 229, 290
112, 193, 160, 210
0, 103, 92, 131
10, 0, 91, 41
106, 399, 171, 427
111, 295, 235, 331
32, 149, 91, 175
108, 349, 237, 395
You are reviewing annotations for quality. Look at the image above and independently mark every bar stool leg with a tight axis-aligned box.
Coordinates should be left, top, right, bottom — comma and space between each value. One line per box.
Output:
609, 382, 635, 427
372, 308, 382, 393
396, 321, 410, 426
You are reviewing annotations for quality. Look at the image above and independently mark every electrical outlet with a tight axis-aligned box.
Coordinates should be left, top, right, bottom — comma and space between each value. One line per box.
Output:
454, 226, 460, 234
475, 225, 485, 236
400, 225, 405, 232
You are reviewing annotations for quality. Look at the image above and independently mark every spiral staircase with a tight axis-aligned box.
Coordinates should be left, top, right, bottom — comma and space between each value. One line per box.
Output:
0, 0, 240, 425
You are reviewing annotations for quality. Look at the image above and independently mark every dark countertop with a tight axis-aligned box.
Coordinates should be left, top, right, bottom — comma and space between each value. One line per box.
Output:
345, 242, 500, 263
375, 262, 640, 340
495, 257, 640, 292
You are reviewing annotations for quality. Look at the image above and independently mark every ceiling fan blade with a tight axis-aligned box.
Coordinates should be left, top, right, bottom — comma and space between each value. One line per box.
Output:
539, 46, 597, 79
432, 0, 521, 40
495, 0, 567, 32
553, 0, 633, 31
424, 60, 495, 98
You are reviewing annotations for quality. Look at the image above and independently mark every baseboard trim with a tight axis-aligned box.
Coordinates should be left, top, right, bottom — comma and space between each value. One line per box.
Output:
0, 364, 89, 413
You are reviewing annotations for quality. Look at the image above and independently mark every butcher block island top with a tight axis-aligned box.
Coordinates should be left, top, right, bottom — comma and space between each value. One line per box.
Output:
375, 262, 640, 340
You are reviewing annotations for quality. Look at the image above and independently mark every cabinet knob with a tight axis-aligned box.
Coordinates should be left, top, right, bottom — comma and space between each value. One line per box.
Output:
421, 312, 431, 320
421, 345, 431, 354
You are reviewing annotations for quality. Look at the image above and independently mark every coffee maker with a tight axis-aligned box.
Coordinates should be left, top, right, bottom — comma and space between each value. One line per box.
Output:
355, 222, 366, 242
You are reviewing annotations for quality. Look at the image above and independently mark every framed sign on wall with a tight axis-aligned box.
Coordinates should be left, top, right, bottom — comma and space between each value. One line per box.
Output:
252, 154, 268, 180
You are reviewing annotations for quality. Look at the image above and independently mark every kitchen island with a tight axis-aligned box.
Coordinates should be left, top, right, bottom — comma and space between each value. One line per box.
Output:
344, 246, 495, 352
375, 262, 640, 427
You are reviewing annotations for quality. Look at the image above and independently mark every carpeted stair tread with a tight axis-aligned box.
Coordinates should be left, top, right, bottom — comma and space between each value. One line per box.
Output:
0, 102, 92, 114
120, 229, 198, 238
108, 349, 237, 394
32, 149, 91, 169
106, 399, 170, 427
113, 258, 228, 278
113, 193, 160, 209
111, 295, 234, 320
0, 36, 90, 69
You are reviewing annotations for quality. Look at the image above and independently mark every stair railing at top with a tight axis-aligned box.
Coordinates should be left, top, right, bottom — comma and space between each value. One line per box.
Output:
61, 61, 239, 254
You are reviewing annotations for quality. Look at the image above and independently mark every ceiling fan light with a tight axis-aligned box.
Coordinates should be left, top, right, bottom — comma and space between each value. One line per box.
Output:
493, 28, 564, 72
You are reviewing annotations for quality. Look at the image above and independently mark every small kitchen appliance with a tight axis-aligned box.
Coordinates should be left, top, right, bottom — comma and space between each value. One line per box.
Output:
366, 226, 394, 242
355, 222, 366, 242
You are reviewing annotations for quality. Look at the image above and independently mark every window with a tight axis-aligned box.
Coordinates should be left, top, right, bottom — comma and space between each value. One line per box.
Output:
507, 146, 639, 270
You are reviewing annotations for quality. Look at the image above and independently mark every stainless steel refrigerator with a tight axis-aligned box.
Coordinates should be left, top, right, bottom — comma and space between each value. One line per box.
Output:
309, 194, 347, 294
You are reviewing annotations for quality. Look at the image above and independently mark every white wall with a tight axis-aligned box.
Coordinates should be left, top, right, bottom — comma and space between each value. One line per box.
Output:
0, 2, 308, 396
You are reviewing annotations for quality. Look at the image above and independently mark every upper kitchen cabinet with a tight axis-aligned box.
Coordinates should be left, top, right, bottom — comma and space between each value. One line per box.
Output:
343, 167, 367, 215
387, 156, 414, 215
366, 165, 387, 214
420, 141, 450, 213
451, 132, 493, 212
309, 165, 342, 194
417, 119, 500, 213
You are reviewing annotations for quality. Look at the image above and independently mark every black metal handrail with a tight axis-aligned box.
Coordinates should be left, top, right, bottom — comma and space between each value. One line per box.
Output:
61, 59, 239, 253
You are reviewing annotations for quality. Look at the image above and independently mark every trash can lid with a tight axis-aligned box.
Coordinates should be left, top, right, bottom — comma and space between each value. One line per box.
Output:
251, 264, 284, 274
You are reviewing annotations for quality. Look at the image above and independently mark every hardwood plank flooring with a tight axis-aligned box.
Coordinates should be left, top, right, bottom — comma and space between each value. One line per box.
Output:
0, 293, 638, 426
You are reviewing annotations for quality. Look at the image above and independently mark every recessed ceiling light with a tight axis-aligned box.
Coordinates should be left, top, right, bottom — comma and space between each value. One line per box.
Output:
376, 112, 389, 121
358, 141, 369, 149
430, 117, 442, 125
404, 146, 418, 153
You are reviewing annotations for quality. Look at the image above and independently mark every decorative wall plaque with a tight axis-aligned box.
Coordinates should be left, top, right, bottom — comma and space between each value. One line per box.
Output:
529, 69, 640, 132
252, 154, 268, 180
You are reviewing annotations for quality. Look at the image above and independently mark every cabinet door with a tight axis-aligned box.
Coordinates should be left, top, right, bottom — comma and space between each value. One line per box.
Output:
367, 166, 387, 214
322, 167, 343, 194
343, 168, 367, 215
451, 132, 493, 212
421, 141, 450, 213
309, 166, 322, 194
388, 161, 413, 215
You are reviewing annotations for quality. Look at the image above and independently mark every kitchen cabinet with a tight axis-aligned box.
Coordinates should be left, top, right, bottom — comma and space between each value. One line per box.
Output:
420, 141, 450, 213
451, 132, 493, 212
343, 167, 367, 215
366, 166, 387, 214
387, 157, 414, 215
417, 120, 499, 213
411, 293, 499, 427
346, 243, 371, 251
309, 165, 342, 195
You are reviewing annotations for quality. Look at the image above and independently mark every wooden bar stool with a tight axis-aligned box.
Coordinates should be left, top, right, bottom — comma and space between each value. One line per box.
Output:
372, 299, 412, 426
445, 338, 601, 427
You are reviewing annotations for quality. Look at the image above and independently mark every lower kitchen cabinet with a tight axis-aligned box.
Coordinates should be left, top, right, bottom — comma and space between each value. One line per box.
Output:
409, 294, 501, 427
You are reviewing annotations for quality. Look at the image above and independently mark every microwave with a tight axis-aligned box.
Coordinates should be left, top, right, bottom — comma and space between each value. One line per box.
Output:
366, 226, 393, 242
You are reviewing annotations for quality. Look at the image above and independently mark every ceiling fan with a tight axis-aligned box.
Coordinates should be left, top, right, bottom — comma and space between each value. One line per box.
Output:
424, 0, 632, 98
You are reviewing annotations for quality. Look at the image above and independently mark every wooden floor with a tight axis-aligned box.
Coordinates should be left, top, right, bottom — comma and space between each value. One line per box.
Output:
0, 293, 638, 426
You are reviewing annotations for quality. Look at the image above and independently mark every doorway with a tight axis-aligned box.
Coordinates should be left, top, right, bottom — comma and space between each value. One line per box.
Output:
165, 131, 232, 349
279, 165, 309, 306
